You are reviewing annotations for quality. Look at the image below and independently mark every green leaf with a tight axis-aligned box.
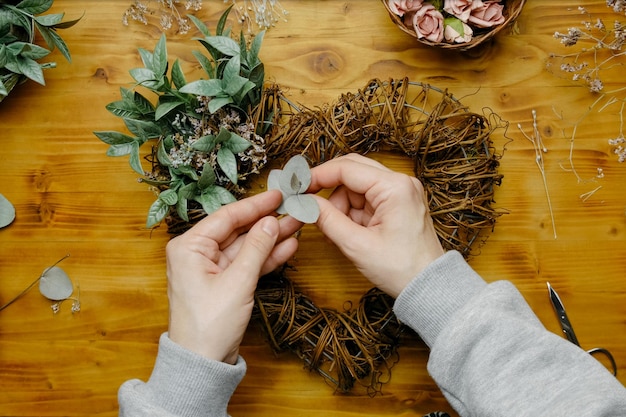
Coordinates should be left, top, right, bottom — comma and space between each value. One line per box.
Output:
247, 31, 264, 67
191, 134, 217, 152
106, 100, 141, 119
175, 197, 189, 222
197, 162, 216, 189
217, 147, 238, 184
225, 132, 252, 154
155, 100, 184, 120
171, 59, 186, 89
179, 79, 223, 97
15, 0, 54, 15
34, 23, 72, 62
138, 48, 154, 71
233, 80, 256, 104
0, 79, 7, 97
124, 118, 161, 139
146, 198, 169, 228
20, 43, 51, 60
152, 34, 168, 77
178, 182, 198, 199
34, 13, 64, 27
444, 16, 464, 37
203, 36, 240, 57
15, 56, 45, 85
133, 91, 155, 115
49, 14, 82, 30
106, 143, 134, 157
130, 67, 157, 85
215, 127, 231, 144
188, 14, 210, 37
208, 96, 232, 113
211, 185, 237, 205
175, 164, 199, 181
158, 189, 178, 205
93, 131, 136, 145
191, 50, 215, 79
129, 141, 143, 174
157, 139, 172, 166
216, 5, 233, 36
194, 192, 221, 215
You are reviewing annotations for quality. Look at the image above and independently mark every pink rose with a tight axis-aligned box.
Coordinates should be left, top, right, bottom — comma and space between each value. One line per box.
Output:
443, 0, 482, 23
406, 4, 444, 43
468, 0, 505, 28
387, 0, 424, 16
444, 20, 473, 43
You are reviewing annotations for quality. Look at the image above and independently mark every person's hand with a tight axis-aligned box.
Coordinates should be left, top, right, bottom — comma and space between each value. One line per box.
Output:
309, 154, 444, 298
165, 190, 302, 364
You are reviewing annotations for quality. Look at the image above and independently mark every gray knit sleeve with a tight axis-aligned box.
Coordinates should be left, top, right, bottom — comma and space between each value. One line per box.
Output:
393, 250, 626, 417
118, 333, 246, 417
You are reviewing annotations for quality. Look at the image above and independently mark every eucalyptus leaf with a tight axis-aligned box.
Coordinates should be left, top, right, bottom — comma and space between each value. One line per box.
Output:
15, 0, 54, 15
267, 155, 319, 223
0, 193, 16, 228
146, 198, 169, 228
171, 59, 186, 89
179, 78, 223, 97
208, 96, 232, 113
284, 194, 320, 224
39, 266, 73, 301
191, 134, 217, 152
217, 147, 238, 184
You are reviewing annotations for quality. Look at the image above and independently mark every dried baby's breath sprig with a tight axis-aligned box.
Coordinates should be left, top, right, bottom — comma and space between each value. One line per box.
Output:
226, 0, 288, 33
518, 110, 557, 239
123, 0, 203, 34
548, 4, 626, 94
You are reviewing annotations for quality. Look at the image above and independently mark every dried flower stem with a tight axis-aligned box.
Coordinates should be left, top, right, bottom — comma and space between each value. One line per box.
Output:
518, 110, 557, 239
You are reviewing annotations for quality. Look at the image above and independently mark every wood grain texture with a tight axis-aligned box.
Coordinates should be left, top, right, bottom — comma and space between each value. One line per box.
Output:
1, 1, 625, 416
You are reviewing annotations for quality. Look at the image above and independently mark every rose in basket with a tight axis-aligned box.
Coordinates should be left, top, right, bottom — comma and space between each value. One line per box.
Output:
384, 0, 525, 50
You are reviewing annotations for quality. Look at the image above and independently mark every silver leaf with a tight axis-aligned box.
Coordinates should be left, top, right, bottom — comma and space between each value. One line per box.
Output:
39, 266, 74, 301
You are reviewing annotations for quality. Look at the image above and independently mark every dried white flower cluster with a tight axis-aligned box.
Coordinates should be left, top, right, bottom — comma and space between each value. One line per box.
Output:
123, 0, 203, 34
608, 134, 626, 162
550, 3, 626, 93
226, 0, 288, 33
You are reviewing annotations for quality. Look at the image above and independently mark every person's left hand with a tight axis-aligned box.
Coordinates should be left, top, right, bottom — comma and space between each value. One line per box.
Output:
166, 190, 302, 364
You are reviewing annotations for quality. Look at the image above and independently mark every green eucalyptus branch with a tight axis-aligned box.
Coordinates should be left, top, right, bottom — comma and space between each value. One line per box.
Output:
0, 0, 81, 99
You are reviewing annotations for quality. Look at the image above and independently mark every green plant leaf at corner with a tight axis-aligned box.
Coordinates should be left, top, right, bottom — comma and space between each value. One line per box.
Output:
0, 193, 16, 228
217, 147, 238, 184
146, 189, 177, 228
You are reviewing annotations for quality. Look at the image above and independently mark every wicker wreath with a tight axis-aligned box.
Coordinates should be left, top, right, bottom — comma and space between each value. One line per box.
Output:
381, 0, 527, 51
163, 77, 504, 393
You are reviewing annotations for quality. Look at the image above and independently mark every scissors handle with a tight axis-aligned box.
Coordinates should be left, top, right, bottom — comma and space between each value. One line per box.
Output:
588, 347, 618, 377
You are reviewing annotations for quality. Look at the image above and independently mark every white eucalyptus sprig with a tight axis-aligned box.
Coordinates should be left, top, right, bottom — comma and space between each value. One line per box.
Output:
267, 155, 319, 224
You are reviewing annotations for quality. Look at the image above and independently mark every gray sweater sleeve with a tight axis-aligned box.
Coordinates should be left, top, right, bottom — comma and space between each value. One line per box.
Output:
118, 333, 245, 417
394, 250, 626, 417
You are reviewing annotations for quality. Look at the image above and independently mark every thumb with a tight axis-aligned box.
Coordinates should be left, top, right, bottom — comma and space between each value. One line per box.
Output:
229, 216, 279, 281
314, 196, 368, 255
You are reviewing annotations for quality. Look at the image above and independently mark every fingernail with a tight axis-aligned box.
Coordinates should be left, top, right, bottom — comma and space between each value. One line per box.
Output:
261, 217, 278, 237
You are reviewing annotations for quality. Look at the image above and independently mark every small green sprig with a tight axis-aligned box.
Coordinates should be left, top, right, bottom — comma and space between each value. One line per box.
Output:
0, 0, 81, 98
94, 6, 269, 228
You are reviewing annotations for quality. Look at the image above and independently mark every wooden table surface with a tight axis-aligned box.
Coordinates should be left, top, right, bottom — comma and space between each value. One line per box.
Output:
1, 1, 625, 415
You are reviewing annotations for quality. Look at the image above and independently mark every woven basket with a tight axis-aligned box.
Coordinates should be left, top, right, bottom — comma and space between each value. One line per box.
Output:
382, 0, 526, 51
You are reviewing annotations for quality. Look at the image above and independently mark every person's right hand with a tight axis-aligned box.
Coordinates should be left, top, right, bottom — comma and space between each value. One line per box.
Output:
308, 154, 445, 298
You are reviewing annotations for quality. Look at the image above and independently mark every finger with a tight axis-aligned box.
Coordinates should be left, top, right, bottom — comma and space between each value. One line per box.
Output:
190, 190, 283, 244
313, 195, 370, 254
308, 154, 393, 194
260, 236, 299, 276
227, 216, 280, 285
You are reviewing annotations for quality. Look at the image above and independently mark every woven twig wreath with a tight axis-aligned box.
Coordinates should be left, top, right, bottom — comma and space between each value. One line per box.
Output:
164, 77, 504, 393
